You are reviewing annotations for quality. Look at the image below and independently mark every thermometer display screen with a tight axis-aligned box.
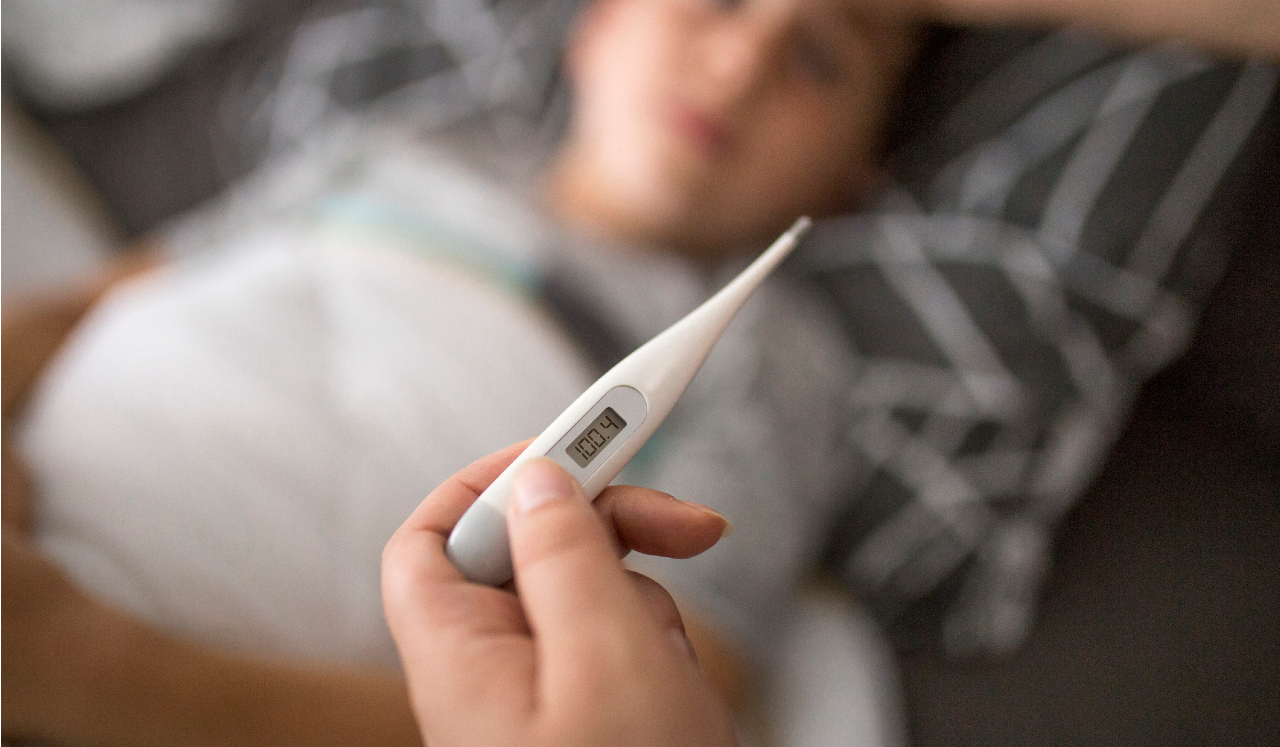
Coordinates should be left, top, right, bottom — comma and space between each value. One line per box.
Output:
567, 408, 627, 468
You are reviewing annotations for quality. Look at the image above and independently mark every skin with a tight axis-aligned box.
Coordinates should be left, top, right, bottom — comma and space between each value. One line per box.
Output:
887, 0, 1280, 58
547, 0, 920, 257
382, 451, 738, 747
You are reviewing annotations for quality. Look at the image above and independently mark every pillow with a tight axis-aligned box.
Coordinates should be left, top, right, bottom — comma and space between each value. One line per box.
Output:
218, 0, 579, 174
799, 28, 1278, 655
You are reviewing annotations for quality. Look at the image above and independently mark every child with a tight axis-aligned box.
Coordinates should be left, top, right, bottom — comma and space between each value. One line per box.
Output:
4, 0, 919, 743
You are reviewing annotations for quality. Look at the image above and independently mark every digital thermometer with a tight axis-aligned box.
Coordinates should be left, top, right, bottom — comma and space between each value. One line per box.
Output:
446, 217, 813, 585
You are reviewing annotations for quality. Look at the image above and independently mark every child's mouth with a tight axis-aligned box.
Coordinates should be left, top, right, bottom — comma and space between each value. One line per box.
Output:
666, 101, 732, 158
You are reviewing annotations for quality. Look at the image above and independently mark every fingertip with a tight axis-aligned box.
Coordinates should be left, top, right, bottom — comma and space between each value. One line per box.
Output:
677, 499, 733, 539
510, 458, 582, 516
506, 462, 640, 647
507, 459, 613, 579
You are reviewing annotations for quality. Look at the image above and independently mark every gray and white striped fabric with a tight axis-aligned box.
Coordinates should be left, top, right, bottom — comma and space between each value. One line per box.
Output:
217, 0, 576, 175
801, 30, 1277, 655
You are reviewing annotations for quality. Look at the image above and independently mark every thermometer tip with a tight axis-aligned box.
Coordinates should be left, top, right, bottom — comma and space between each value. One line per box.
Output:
786, 216, 813, 242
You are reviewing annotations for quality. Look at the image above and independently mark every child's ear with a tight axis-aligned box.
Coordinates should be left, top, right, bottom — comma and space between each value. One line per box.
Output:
562, 0, 626, 84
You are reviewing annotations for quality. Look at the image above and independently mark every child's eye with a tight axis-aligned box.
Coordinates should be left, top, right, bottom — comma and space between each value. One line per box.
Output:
788, 30, 841, 85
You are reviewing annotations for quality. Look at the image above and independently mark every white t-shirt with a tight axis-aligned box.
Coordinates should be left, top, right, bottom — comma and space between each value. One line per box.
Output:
20, 232, 592, 666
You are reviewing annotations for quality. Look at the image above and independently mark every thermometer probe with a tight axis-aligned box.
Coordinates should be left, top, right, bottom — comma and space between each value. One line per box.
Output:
446, 216, 813, 585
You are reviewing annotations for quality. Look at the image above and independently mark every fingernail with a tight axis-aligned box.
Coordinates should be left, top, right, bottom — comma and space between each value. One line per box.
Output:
512, 459, 577, 515
667, 627, 699, 663
679, 500, 734, 539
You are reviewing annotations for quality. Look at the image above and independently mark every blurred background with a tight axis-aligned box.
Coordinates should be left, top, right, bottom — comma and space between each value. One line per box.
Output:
4, 0, 578, 294
3, 2, 1278, 746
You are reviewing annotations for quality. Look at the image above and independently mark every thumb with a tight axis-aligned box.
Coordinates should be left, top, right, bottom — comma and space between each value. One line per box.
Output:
506, 459, 661, 676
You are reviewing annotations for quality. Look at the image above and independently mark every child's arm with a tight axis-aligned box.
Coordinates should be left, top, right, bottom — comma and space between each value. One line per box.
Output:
2, 527, 423, 747
900, 0, 1279, 57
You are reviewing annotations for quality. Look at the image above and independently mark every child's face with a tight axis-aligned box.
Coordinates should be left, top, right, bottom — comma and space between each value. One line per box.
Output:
560, 0, 916, 253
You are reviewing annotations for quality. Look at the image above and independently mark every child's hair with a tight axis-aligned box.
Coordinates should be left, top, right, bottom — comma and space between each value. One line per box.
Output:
879, 25, 962, 160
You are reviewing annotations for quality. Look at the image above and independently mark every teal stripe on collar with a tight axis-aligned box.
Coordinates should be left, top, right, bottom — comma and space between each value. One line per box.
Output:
307, 193, 540, 295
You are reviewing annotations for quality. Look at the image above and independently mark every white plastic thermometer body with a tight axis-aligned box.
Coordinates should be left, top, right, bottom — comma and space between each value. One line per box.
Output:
445, 217, 812, 585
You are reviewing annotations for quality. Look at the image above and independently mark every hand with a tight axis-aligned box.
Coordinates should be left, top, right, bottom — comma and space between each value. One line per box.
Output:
382, 442, 739, 747
889, 0, 1278, 58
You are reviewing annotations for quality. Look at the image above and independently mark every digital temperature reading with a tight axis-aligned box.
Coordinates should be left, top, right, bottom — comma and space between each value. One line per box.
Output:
445, 218, 810, 587
567, 408, 627, 468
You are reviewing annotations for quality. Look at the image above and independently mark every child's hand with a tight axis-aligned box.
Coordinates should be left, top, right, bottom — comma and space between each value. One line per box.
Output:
382, 443, 738, 747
